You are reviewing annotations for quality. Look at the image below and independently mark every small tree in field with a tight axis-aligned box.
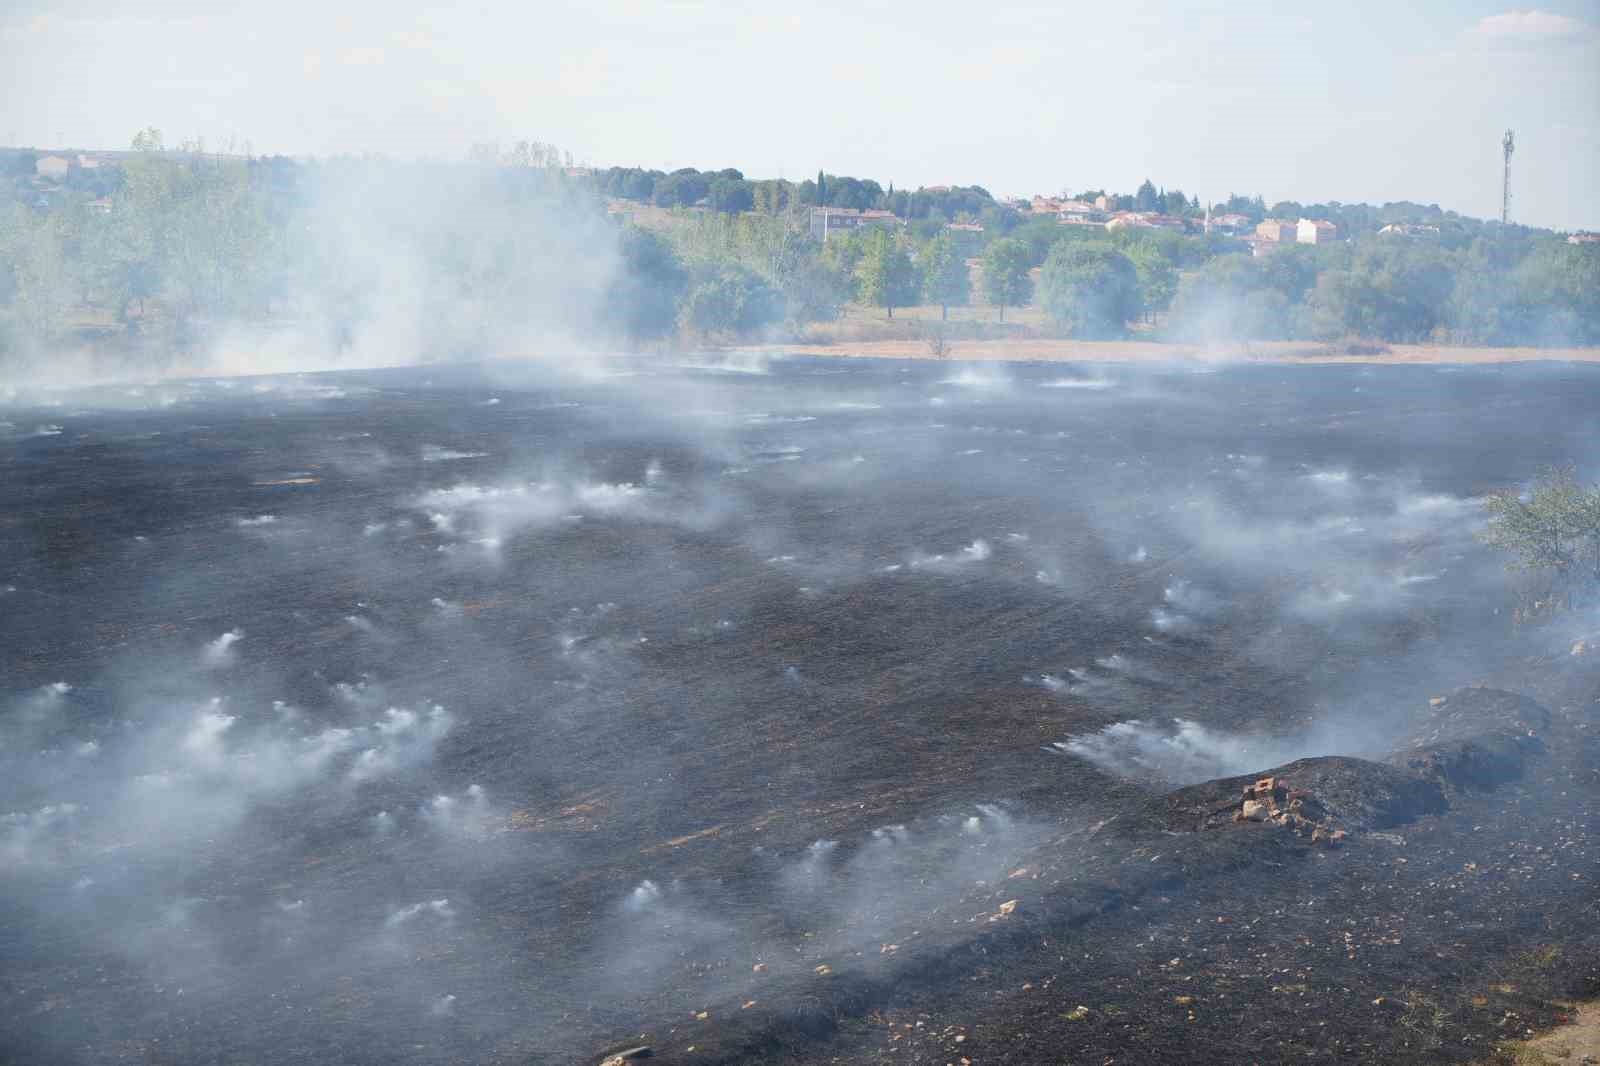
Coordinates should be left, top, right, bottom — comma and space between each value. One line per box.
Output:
856, 229, 916, 319
1479, 466, 1600, 613
981, 238, 1031, 323
917, 232, 970, 321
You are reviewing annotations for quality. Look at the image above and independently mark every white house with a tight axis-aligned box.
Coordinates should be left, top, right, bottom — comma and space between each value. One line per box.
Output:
35, 155, 71, 180
1296, 218, 1339, 244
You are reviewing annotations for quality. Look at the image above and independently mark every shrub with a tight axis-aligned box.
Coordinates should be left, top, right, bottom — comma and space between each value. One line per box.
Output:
1479, 466, 1600, 613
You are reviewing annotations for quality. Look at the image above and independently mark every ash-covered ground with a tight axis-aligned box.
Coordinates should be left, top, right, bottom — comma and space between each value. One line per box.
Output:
1, 355, 1596, 1065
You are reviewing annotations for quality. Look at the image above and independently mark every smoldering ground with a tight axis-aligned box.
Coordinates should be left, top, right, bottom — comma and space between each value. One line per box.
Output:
1, 355, 1597, 1063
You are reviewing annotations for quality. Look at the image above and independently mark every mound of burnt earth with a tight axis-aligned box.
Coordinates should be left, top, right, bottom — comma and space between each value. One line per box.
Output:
1388, 686, 1554, 792
1128, 757, 1447, 838
644, 686, 1596, 1066
1127, 687, 1554, 840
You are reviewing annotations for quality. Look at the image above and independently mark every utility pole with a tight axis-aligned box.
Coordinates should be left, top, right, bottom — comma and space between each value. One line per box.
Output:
1501, 129, 1514, 224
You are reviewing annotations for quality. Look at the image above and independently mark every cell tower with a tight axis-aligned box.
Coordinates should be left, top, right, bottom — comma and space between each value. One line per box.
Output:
1501, 129, 1515, 224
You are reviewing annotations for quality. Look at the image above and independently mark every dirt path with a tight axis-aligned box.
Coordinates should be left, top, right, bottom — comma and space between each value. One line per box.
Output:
728, 338, 1600, 365
1484, 1000, 1600, 1065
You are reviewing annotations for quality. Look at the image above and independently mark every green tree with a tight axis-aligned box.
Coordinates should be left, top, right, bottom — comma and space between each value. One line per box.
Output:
1134, 179, 1159, 212
708, 177, 753, 214
608, 226, 688, 340
980, 237, 1031, 322
160, 156, 276, 328
1480, 466, 1600, 611
818, 230, 866, 300
653, 170, 709, 208
751, 179, 791, 215
0, 204, 75, 340
1038, 243, 1140, 337
130, 127, 165, 152
1303, 239, 1454, 343
680, 264, 784, 336
1013, 217, 1066, 266
1510, 242, 1600, 346
780, 257, 847, 325
856, 229, 916, 318
916, 232, 970, 320
1165, 249, 1319, 343
1123, 240, 1178, 319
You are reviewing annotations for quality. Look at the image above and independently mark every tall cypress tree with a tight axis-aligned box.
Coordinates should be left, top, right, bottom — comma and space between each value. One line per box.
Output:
816, 170, 826, 206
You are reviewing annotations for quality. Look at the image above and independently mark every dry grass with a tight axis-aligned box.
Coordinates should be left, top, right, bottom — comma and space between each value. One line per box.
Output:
745, 303, 1600, 365
1474, 1000, 1600, 1066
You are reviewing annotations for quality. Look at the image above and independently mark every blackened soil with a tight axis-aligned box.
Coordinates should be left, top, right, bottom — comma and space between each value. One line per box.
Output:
0, 357, 1596, 1066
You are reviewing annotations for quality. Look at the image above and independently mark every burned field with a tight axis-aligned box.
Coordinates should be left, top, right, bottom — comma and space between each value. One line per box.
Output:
1, 356, 1597, 1065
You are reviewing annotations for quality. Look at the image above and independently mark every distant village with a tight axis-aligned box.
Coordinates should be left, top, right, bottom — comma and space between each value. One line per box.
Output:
10, 146, 1599, 249
804, 190, 1600, 249
808, 195, 1354, 255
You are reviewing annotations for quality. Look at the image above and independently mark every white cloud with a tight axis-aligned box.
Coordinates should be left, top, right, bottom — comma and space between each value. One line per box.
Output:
1472, 10, 1592, 41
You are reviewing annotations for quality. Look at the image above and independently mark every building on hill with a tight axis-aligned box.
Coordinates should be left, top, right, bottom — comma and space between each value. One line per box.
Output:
1105, 211, 1186, 232
35, 155, 71, 180
1378, 222, 1439, 237
1245, 236, 1291, 258
1094, 194, 1116, 212
1206, 212, 1252, 234
807, 206, 903, 242
1297, 218, 1340, 244
1255, 219, 1298, 242
1569, 231, 1600, 245
1029, 196, 1100, 218
945, 221, 984, 232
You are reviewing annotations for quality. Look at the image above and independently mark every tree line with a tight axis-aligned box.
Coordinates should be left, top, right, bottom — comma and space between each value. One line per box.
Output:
2, 137, 1595, 365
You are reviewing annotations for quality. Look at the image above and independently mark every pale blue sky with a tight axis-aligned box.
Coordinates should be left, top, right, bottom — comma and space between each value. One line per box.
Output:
3, 1, 1597, 229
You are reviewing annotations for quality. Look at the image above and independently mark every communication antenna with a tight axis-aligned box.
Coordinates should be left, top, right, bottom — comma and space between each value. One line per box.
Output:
1501, 129, 1514, 224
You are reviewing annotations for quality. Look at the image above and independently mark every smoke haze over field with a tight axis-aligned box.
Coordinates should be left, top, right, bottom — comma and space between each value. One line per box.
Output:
3, 6, 1600, 1060
0, 156, 632, 389
3, 355, 1597, 1061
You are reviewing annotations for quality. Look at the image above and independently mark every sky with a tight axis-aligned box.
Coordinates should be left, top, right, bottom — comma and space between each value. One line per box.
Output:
2, 1, 1598, 230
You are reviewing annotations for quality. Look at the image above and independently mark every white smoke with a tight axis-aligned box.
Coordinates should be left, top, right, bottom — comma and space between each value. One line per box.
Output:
1041, 377, 1115, 390
1053, 718, 1346, 784
938, 365, 1013, 390
1, 802, 80, 865
348, 705, 454, 784
421, 445, 490, 463
385, 898, 456, 929
419, 784, 494, 840
414, 479, 651, 550
202, 629, 244, 668
902, 538, 994, 571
